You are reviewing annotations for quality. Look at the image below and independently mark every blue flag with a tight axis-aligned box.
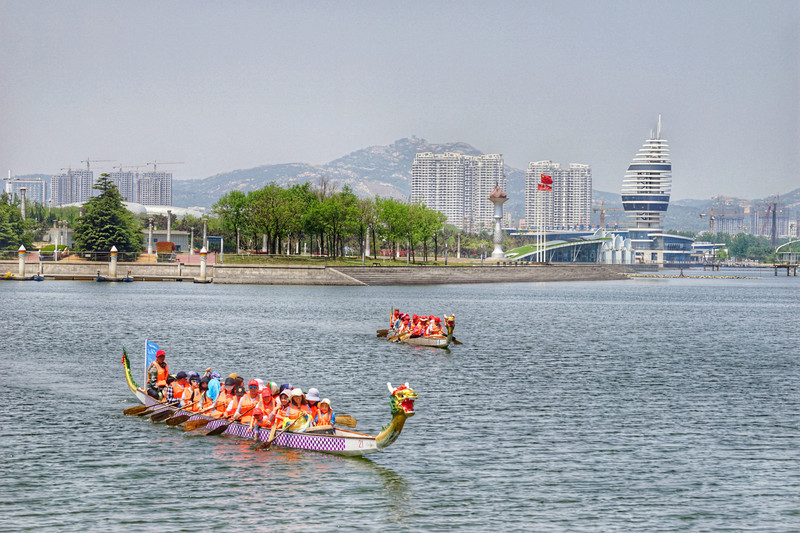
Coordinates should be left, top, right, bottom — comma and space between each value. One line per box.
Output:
144, 340, 160, 385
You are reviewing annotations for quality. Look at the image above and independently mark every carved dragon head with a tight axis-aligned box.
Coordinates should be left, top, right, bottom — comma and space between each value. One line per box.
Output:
387, 382, 417, 417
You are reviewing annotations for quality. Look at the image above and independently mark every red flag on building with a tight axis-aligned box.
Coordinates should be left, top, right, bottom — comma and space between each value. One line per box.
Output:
537, 183, 552, 192
540, 174, 553, 185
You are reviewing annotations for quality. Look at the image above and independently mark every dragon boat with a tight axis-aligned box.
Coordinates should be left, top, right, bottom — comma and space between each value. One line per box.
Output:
386, 315, 455, 349
122, 351, 417, 456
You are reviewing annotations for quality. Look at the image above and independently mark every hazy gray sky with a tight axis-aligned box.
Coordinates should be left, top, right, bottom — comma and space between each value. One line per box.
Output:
1, 1, 797, 199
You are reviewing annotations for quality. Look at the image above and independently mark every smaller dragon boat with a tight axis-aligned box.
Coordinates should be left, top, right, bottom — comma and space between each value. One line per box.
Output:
122, 351, 417, 456
384, 315, 455, 349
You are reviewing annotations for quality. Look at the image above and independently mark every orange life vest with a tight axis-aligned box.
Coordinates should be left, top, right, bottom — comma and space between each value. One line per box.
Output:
199, 393, 213, 412
182, 386, 199, 410
308, 404, 319, 420
150, 361, 169, 387
212, 389, 234, 417
315, 410, 333, 426
171, 380, 185, 399
236, 394, 261, 424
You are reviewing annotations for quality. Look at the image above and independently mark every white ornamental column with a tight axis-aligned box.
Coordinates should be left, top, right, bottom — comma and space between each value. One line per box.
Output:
18, 245, 26, 277
489, 185, 508, 260
109, 245, 118, 278
199, 247, 208, 280
147, 218, 154, 255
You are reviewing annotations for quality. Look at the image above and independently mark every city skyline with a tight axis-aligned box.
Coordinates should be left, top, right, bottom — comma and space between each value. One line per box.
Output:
0, 1, 797, 201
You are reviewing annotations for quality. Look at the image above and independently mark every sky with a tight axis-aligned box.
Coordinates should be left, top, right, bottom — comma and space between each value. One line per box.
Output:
1, 0, 798, 200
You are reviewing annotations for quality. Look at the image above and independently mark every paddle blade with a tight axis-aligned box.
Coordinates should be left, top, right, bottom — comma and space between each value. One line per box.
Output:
205, 423, 230, 436
184, 419, 211, 431
335, 415, 356, 428
123, 405, 148, 415
453, 338, 463, 345
151, 409, 174, 422
165, 414, 191, 426
376, 329, 389, 338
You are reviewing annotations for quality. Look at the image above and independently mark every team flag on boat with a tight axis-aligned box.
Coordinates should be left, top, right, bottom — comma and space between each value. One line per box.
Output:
537, 183, 552, 192
540, 174, 553, 185
144, 340, 160, 385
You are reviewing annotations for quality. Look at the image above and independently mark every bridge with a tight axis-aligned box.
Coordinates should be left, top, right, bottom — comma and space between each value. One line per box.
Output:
775, 240, 799, 276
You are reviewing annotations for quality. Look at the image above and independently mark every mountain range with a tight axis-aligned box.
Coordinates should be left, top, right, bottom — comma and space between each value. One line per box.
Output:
11, 137, 800, 233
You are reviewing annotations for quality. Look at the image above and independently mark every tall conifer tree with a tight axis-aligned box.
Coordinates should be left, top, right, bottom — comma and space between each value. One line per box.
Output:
73, 174, 143, 257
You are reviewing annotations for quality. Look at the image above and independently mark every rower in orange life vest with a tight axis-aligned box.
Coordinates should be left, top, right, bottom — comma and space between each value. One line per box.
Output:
231, 380, 263, 424
313, 398, 335, 427
196, 378, 214, 412
305, 388, 321, 419
288, 388, 311, 418
224, 385, 247, 420
427, 316, 443, 336
270, 389, 293, 428
146, 349, 169, 399
260, 384, 277, 415
412, 316, 427, 337
210, 377, 236, 418
166, 371, 189, 406
180, 374, 202, 411
248, 408, 270, 435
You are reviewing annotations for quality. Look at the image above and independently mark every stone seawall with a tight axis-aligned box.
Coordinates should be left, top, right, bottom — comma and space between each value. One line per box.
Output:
1, 260, 632, 285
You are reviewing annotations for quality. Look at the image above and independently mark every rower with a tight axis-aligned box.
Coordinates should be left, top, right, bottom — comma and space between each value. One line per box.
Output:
270, 389, 293, 428
181, 374, 201, 410
261, 386, 276, 413
146, 349, 169, 400
224, 386, 247, 420
197, 378, 214, 412
306, 388, 321, 419
249, 408, 270, 434
210, 377, 236, 417
313, 398, 335, 427
289, 388, 311, 416
232, 380, 263, 424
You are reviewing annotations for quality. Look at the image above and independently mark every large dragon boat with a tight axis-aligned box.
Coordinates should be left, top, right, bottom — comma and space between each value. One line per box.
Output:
122, 351, 417, 456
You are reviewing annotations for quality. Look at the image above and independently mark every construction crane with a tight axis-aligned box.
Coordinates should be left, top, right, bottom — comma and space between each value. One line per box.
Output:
146, 160, 184, 172
700, 208, 753, 235
592, 200, 625, 227
81, 158, 115, 171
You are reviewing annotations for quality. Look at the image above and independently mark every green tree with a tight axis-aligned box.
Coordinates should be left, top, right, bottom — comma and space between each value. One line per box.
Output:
73, 174, 143, 258
0, 192, 33, 250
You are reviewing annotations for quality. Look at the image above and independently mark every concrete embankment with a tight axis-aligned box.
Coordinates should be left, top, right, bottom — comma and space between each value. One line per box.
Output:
0, 261, 632, 285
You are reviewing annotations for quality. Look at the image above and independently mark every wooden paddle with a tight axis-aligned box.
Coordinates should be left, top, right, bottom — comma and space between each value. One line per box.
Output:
453, 338, 463, 345
165, 400, 214, 426
259, 419, 291, 450
123, 405, 149, 415
138, 402, 173, 416
152, 399, 202, 422
205, 402, 258, 436
334, 414, 356, 428
185, 418, 213, 431
376, 329, 389, 338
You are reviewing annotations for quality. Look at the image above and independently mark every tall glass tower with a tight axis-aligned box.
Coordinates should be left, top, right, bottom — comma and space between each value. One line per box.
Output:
621, 115, 671, 248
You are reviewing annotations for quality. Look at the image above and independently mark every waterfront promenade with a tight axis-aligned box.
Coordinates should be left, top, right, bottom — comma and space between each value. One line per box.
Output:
0, 260, 632, 285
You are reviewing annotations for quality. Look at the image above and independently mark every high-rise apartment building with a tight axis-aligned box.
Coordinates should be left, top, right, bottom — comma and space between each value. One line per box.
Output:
525, 161, 592, 230
107, 171, 136, 202
411, 152, 505, 232
137, 171, 172, 206
51, 169, 94, 206
4, 177, 47, 205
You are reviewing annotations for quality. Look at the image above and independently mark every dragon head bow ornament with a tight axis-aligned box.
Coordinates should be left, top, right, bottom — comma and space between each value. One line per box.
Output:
387, 382, 417, 416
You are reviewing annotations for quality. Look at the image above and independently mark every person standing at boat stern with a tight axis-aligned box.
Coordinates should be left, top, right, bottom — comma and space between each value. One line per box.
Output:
146, 350, 169, 400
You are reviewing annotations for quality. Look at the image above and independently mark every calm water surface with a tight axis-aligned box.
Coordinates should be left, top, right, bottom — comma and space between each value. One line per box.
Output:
1, 271, 798, 531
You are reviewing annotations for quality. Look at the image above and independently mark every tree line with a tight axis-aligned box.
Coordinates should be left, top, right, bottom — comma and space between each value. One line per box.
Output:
212, 178, 452, 260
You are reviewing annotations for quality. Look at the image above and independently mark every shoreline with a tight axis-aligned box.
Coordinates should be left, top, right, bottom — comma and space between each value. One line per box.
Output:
0, 261, 633, 285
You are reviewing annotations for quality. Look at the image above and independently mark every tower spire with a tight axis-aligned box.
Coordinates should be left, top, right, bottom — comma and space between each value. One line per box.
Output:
657, 114, 662, 139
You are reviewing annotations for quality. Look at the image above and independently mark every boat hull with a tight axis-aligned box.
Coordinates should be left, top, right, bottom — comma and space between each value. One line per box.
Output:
136, 393, 380, 456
